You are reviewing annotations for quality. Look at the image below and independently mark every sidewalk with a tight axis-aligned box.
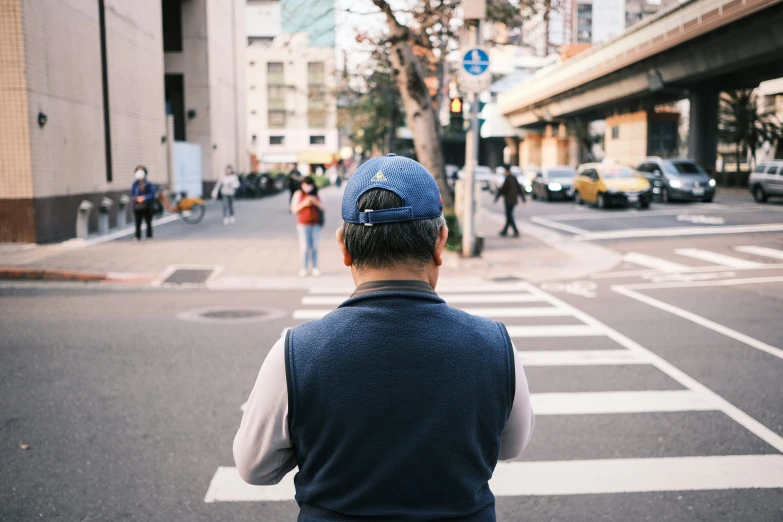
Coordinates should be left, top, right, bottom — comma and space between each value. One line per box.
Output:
0, 186, 620, 286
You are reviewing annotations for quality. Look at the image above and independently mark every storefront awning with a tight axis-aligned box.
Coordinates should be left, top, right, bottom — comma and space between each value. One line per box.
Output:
297, 150, 336, 164
260, 153, 298, 164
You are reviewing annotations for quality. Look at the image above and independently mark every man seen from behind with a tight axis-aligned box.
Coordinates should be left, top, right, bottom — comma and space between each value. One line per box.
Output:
234, 154, 535, 521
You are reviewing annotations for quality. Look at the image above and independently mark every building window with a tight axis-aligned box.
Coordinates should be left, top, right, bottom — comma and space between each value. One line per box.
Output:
162, 0, 183, 52
251, 110, 257, 115
576, 3, 593, 44
611, 126, 620, 139
310, 135, 326, 145
268, 85, 286, 111
268, 110, 286, 128
249, 61, 255, 66
164, 74, 186, 141
308, 62, 325, 85
270, 136, 285, 145
267, 62, 284, 85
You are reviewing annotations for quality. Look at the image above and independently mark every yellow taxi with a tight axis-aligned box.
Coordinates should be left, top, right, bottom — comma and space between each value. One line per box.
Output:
573, 162, 652, 209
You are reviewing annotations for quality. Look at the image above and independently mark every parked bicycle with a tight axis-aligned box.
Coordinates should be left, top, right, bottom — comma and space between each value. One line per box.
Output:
152, 187, 206, 224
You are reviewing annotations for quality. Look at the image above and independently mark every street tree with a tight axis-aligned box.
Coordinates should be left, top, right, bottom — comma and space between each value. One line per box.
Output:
368, 0, 547, 211
719, 89, 782, 171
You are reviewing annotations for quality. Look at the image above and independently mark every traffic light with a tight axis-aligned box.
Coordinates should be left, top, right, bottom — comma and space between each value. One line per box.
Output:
449, 97, 464, 132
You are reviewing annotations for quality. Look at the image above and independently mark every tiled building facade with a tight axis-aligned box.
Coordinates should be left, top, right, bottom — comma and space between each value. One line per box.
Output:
0, 0, 247, 243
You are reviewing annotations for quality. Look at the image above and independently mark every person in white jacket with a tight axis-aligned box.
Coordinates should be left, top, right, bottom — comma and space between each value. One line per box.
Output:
212, 165, 240, 225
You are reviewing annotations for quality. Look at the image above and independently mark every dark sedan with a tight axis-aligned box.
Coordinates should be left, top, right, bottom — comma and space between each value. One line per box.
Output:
531, 167, 577, 201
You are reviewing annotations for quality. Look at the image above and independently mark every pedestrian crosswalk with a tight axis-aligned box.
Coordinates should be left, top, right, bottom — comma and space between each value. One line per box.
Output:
620, 245, 783, 275
205, 280, 783, 504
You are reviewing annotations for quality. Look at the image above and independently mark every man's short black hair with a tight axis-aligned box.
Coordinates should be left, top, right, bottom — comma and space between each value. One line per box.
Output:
342, 189, 446, 271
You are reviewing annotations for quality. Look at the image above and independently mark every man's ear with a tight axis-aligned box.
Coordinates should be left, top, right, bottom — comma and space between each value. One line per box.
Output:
336, 227, 352, 267
432, 224, 449, 267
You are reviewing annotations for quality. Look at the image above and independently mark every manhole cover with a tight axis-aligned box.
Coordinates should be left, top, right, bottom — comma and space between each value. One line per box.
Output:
200, 309, 266, 320
177, 307, 286, 324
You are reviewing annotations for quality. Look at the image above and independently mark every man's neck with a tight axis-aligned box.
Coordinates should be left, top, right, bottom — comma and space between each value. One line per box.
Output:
352, 267, 434, 289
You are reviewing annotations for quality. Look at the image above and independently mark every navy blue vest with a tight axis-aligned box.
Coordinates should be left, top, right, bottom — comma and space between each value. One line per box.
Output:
285, 288, 515, 521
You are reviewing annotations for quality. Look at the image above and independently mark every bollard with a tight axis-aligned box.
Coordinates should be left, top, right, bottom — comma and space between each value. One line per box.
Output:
98, 197, 113, 235
117, 195, 130, 228
76, 200, 94, 239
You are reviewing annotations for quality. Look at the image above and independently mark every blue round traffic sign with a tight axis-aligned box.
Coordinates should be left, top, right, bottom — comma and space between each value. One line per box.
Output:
462, 48, 489, 76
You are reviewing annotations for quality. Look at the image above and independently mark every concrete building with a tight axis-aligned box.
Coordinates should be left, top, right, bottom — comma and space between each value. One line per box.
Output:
0, 0, 247, 243
246, 0, 338, 171
163, 0, 248, 185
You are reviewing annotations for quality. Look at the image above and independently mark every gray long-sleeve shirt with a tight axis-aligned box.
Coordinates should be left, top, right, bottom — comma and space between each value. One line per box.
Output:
233, 282, 536, 486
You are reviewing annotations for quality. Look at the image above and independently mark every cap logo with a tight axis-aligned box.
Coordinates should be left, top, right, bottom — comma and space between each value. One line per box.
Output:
371, 171, 387, 182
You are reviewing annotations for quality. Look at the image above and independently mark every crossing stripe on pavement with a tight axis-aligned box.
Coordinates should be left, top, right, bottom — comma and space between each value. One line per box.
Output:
301, 293, 546, 306
204, 455, 783, 502
292, 306, 570, 320
734, 245, 783, 261
674, 249, 765, 269
531, 390, 718, 415
622, 252, 692, 273
517, 350, 650, 366
505, 324, 605, 337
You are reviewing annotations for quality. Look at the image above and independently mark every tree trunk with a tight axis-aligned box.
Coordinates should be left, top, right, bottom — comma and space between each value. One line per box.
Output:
735, 142, 741, 172
387, 103, 400, 154
372, 0, 454, 210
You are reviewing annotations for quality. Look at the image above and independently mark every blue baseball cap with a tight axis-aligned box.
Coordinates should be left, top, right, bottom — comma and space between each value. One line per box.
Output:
342, 154, 443, 225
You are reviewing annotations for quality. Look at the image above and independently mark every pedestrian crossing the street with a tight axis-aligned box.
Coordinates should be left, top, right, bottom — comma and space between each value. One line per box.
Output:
205, 280, 783, 504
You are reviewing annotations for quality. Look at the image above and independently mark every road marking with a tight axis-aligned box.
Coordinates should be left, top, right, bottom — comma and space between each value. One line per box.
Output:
613, 285, 783, 362
505, 324, 605, 337
293, 306, 570, 320
520, 281, 783, 453
642, 271, 737, 284
620, 275, 783, 291
591, 268, 659, 279
204, 455, 783, 502
530, 216, 589, 235
531, 390, 718, 415
575, 223, 783, 241
517, 350, 650, 366
735, 245, 783, 261
490, 455, 783, 496
674, 248, 765, 269
301, 293, 546, 306
539, 280, 597, 298
622, 252, 692, 273
676, 214, 725, 225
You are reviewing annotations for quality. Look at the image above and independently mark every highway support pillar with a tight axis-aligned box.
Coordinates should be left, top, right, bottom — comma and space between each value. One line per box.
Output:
688, 88, 719, 174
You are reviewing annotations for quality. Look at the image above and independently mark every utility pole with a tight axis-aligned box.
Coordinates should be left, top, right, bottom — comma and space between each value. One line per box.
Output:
460, 0, 488, 257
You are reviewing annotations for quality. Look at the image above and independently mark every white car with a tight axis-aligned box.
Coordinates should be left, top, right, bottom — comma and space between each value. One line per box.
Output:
457, 165, 494, 190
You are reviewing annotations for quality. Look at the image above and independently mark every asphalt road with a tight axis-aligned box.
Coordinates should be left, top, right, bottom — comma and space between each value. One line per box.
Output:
2, 188, 783, 521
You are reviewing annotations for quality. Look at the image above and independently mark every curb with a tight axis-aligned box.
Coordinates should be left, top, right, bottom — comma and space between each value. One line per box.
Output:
0, 267, 156, 283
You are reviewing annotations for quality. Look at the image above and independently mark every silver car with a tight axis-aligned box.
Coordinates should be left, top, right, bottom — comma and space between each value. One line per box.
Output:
749, 160, 783, 202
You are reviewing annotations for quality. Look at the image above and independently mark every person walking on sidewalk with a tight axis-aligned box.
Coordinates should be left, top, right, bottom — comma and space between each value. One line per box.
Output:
212, 165, 240, 225
130, 166, 156, 242
288, 165, 303, 207
234, 154, 534, 521
290, 176, 324, 277
494, 164, 526, 237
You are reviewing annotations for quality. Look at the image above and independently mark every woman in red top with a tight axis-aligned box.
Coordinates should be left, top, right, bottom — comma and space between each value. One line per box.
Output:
290, 176, 324, 277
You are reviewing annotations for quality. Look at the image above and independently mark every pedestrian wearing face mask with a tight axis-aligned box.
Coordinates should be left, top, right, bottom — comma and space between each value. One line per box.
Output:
290, 176, 324, 277
130, 166, 156, 241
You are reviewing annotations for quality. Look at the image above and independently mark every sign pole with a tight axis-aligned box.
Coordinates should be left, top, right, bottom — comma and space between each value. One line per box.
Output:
462, 19, 482, 258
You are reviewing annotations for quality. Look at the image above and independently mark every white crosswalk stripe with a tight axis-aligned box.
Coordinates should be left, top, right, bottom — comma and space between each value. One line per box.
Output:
734, 245, 783, 261
674, 248, 765, 269
209, 280, 783, 505
622, 252, 692, 273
